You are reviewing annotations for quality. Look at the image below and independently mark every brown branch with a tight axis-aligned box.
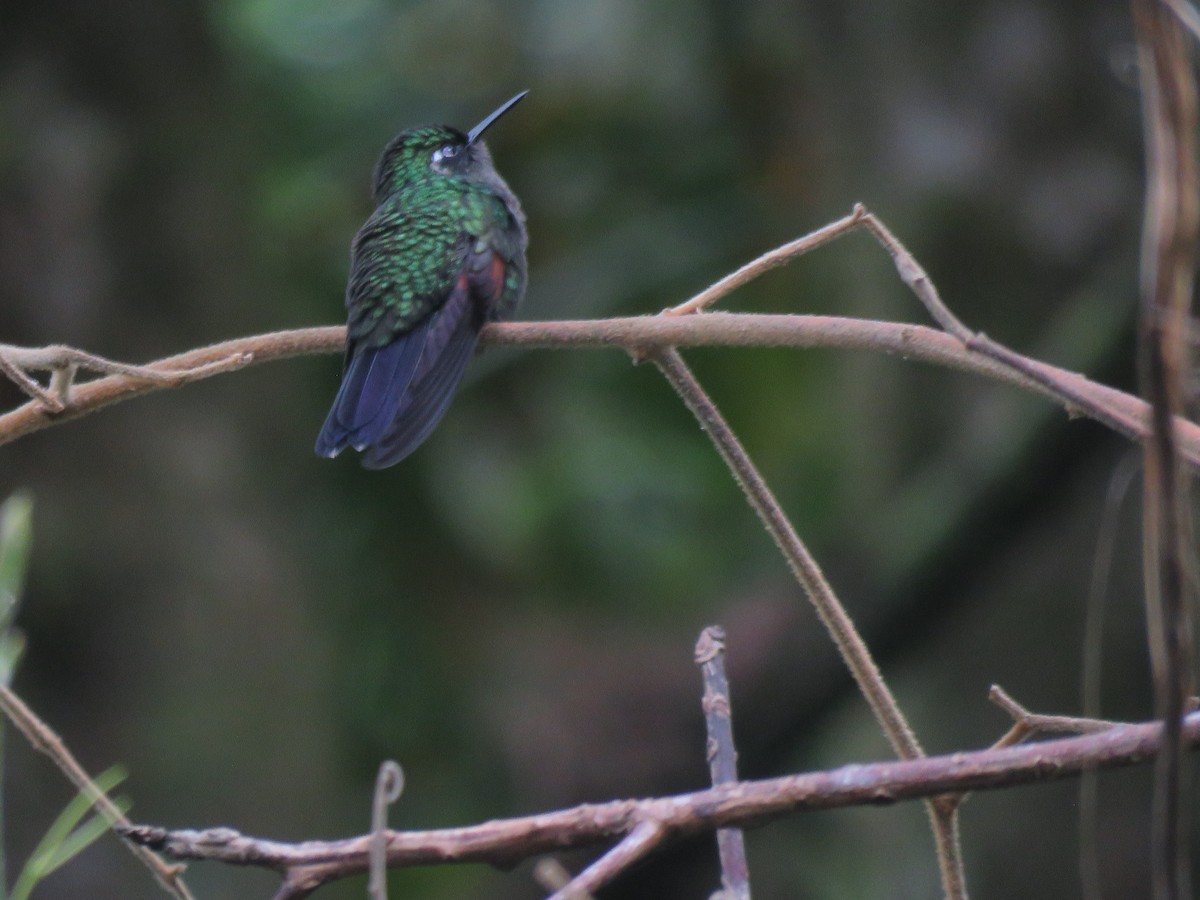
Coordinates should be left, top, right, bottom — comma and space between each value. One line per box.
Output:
943, 684, 1148, 818
118, 712, 1200, 894
1133, 2, 1200, 899
0, 328, 330, 447
1, 316, 1197, 464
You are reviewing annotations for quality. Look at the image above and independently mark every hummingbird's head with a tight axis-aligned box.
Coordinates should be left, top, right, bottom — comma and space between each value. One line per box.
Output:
372, 91, 528, 201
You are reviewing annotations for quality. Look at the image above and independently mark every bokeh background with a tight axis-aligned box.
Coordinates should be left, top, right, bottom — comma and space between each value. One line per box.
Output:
1, 1, 1195, 898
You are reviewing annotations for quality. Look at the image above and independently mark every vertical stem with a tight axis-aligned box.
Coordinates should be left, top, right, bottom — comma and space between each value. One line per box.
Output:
368, 761, 404, 900
695, 626, 751, 899
1132, 2, 1199, 898
651, 348, 967, 899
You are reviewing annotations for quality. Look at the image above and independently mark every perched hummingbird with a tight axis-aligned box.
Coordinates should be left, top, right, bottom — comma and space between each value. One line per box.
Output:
315, 91, 529, 468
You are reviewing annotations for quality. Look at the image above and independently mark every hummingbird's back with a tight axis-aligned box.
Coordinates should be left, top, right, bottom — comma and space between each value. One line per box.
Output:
315, 93, 529, 469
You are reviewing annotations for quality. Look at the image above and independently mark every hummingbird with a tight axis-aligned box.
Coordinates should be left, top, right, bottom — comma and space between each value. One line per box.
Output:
315, 91, 529, 468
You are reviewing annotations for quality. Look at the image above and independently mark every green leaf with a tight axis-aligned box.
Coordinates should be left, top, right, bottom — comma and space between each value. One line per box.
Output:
9, 766, 128, 900
0, 492, 33, 687
0, 493, 33, 628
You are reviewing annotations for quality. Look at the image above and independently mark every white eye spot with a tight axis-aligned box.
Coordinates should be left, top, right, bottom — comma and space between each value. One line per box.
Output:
432, 144, 459, 166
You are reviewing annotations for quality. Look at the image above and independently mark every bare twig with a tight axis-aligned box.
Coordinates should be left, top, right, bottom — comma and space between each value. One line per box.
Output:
0, 351, 63, 411
368, 761, 405, 900
534, 858, 592, 898
1133, 3, 1199, 899
854, 207, 971, 339
695, 626, 750, 900
546, 820, 667, 900
661, 204, 1166, 452
856, 209, 1175, 465
659, 203, 962, 340
117, 712, 1200, 893
663, 208, 867, 316
0, 342, 251, 410
647, 348, 966, 899
0, 684, 193, 899
988, 685, 1133, 750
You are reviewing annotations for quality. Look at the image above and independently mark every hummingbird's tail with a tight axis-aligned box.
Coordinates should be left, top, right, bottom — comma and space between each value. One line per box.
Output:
313, 328, 427, 459
360, 283, 480, 469
314, 275, 481, 468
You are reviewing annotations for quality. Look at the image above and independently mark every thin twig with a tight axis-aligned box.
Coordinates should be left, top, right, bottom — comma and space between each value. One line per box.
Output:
647, 348, 967, 899
854, 207, 971, 340
695, 626, 750, 900
853, 210, 1168, 462
117, 712, 1200, 893
0, 351, 64, 411
0, 684, 193, 899
368, 761, 405, 900
546, 820, 667, 900
662, 208, 867, 316
661, 203, 1162, 453
988, 685, 1132, 748
533, 858, 592, 898
0, 343, 251, 408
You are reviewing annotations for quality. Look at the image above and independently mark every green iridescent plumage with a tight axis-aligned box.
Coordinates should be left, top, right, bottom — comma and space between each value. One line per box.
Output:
315, 93, 529, 468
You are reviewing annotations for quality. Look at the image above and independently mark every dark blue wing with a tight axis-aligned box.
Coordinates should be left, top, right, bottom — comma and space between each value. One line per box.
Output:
313, 322, 432, 458
360, 274, 480, 469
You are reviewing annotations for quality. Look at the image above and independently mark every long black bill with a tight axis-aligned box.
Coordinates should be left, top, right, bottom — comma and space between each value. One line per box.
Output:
467, 90, 529, 144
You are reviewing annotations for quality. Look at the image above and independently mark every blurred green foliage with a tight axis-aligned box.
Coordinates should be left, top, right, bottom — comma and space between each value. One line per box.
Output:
0, 493, 32, 687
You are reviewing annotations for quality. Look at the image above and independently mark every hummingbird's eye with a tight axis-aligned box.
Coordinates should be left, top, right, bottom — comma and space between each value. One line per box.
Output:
432, 144, 459, 166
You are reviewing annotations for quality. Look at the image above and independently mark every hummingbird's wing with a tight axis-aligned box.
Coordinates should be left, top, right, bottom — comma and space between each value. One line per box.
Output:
361, 248, 514, 468
358, 275, 480, 468
312, 317, 433, 458
316, 200, 518, 466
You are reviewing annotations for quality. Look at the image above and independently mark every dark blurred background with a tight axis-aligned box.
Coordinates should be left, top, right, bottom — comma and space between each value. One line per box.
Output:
0, 1, 1192, 898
